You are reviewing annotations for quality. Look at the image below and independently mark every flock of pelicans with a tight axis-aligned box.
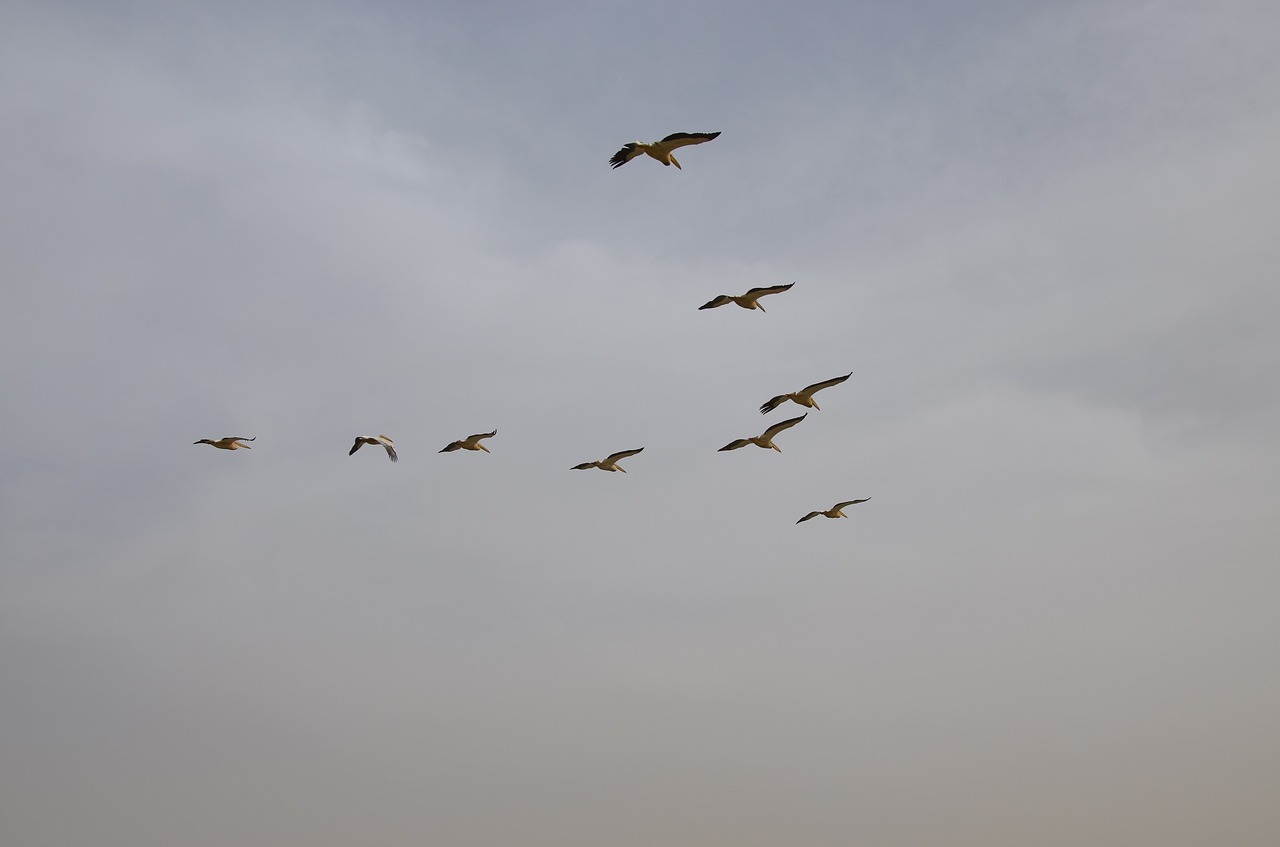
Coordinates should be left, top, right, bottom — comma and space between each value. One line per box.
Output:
196, 132, 869, 525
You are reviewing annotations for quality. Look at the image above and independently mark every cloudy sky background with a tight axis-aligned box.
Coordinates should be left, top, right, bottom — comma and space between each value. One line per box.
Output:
2, 1, 1279, 844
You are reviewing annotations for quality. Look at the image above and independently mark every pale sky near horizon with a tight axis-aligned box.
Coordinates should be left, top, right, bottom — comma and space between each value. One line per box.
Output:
2, 2, 1279, 845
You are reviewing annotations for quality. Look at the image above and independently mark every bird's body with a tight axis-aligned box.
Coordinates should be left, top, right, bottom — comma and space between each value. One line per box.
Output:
610, 131, 720, 169
194, 436, 255, 450
350, 435, 397, 462
797, 498, 870, 523
440, 430, 497, 453
719, 414, 807, 452
572, 447, 644, 472
699, 283, 794, 313
760, 372, 852, 414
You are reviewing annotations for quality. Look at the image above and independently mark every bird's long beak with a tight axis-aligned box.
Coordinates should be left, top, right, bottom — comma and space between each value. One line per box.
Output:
812, 401, 820, 411
479, 445, 490, 453
772, 444, 782, 452
671, 155, 682, 170
618, 467, 627, 472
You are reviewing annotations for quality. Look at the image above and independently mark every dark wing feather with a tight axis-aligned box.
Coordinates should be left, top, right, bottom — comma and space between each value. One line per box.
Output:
699, 295, 733, 310
803, 372, 853, 395
833, 498, 870, 510
797, 511, 823, 524
605, 447, 644, 463
759, 394, 790, 414
763, 413, 807, 439
609, 143, 641, 168
744, 282, 795, 299
572, 462, 598, 470
659, 131, 721, 149
440, 442, 462, 452
718, 439, 752, 452
349, 438, 364, 456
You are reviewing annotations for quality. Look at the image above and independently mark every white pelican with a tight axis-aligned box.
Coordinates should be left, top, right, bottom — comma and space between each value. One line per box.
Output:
609, 131, 720, 169
350, 435, 397, 462
718, 414, 807, 452
760, 372, 852, 414
698, 282, 794, 312
572, 447, 644, 472
194, 436, 255, 450
797, 498, 870, 524
440, 430, 497, 453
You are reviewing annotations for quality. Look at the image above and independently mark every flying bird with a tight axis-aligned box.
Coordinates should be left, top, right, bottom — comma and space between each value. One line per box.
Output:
760, 372, 853, 414
440, 430, 497, 453
797, 499, 871, 524
699, 282, 794, 313
350, 435, 397, 462
609, 131, 720, 169
572, 447, 644, 472
194, 436, 255, 450
718, 414, 807, 452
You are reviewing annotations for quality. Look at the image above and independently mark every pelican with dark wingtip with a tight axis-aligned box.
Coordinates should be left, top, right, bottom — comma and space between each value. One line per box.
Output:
760, 372, 852, 414
350, 435, 397, 462
699, 282, 794, 313
609, 131, 720, 169
572, 447, 644, 472
718, 414, 807, 452
440, 430, 497, 453
797, 498, 870, 524
194, 436, 255, 450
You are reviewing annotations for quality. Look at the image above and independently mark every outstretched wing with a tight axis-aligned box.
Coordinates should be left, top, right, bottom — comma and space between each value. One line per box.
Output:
762, 413, 807, 440
229, 436, 256, 442
833, 498, 870, 510
605, 447, 644, 464
743, 282, 794, 302
759, 394, 790, 414
440, 442, 463, 452
609, 143, 643, 169
349, 438, 365, 456
699, 294, 734, 310
378, 437, 398, 462
659, 131, 721, 149
473, 429, 497, 440
718, 439, 753, 452
571, 461, 599, 470
801, 372, 852, 398
796, 511, 823, 524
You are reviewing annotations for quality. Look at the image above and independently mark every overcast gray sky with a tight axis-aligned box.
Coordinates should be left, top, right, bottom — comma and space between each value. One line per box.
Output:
3, 1, 1279, 845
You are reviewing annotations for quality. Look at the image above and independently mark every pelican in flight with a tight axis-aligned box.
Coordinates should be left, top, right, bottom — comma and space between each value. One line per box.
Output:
699, 282, 794, 312
194, 436, 255, 450
718, 414, 807, 452
440, 430, 497, 453
609, 131, 720, 169
760, 372, 853, 414
572, 447, 644, 472
350, 435, 397, 462
797, 498, 870, 524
